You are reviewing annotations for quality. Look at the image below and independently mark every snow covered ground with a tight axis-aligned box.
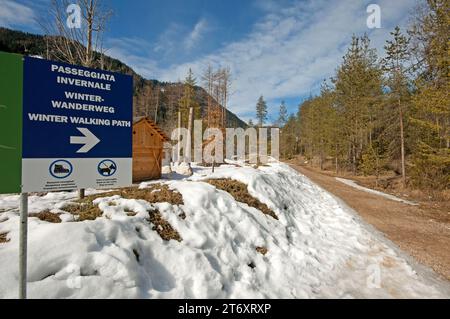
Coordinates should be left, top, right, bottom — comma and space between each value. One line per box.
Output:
0, 162, 449, 299
336, 177, 419, 206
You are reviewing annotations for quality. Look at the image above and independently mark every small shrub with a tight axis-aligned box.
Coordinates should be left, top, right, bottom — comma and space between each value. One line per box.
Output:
29, 211, 62, 223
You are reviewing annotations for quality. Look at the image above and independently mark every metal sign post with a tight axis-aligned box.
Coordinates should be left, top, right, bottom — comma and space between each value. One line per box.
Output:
19, 192, 28, 299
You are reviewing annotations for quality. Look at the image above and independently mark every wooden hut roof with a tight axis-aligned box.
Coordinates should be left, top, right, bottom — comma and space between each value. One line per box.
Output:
133, 116, 170, 142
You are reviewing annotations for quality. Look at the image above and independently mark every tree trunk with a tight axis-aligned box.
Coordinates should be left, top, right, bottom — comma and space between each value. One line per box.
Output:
335, 144, 339, 174
186, 107, 194, 163
399, 99, 406, 187
154, 89, 159, 124
86, 0, 94, 67
375, 150, 380, 188
352, 142, 357, 175
320, 151, 324, 171
177, 111, 182, 163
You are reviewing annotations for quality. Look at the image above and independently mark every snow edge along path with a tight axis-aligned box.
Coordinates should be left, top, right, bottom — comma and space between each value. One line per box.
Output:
336, 177, 419, 206
0, 162, 449, 299
321, 176, 450, 294
187, 163, 450, 298
270, 165, 450, 297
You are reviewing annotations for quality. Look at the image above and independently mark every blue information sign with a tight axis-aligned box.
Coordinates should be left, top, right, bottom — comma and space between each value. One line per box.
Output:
21, 57, 133, 192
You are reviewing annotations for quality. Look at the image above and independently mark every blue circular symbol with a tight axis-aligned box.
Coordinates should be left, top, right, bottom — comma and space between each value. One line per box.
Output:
98, 160, 117, 177
49, 160, 73, 179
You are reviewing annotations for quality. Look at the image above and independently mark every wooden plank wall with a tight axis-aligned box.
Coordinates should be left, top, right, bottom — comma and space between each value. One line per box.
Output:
133, 121, 164, 182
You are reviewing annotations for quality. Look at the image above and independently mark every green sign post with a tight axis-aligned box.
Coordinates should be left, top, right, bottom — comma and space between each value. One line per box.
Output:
0, 52, 23, 194
0, 52, 27, 299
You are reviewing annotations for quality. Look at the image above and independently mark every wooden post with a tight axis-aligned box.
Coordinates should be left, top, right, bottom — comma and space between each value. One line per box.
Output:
79, 189, 85, 200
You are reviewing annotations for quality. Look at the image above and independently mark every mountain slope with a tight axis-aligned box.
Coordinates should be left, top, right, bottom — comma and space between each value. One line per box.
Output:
0, 27, 247, 133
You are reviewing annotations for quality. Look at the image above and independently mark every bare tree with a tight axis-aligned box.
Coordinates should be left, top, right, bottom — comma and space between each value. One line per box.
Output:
219, 67, 232, 128
153, 85, 161, 124
42, 0, 112, 69
202, 64, 215, 128
203, 65, 232, 130
41, 0, 112, 200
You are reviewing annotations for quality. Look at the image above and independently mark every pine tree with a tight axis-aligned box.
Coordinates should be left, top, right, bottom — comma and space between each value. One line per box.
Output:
278, 2, 448, 192
408, 0, 450, 190
381, 26, 411, 186
256, 96, 268, 127
297, 91, 341, 170
360, 143, 387, 187
277, 101, 288, 127
332, 35, 383, 174
179, 68, 200, 127
281, 115, 299, 159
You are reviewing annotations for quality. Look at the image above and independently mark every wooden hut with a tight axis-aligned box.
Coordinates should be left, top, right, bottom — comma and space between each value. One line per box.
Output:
133, 117, 170, 182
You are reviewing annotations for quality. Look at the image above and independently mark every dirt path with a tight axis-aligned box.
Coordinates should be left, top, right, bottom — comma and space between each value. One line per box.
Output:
288, 163, 450, 281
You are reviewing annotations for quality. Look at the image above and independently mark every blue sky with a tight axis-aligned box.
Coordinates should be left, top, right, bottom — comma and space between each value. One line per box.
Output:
0, 0, 418, 123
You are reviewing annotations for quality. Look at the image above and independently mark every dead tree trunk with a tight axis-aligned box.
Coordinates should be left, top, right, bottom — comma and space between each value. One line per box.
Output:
186, 107, 194, 163
177, 111, 182, 163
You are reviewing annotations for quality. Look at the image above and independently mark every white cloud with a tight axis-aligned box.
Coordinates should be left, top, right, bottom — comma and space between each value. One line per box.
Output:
106, 37, 161, 78
106, 0, 417, 120
0, 0, 36, 28
153, 23, 184, 55
184, 18, 208, 50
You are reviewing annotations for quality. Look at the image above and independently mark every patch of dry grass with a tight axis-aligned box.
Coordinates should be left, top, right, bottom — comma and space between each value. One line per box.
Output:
79, 184, 183, 206
60, 184, 184, 222
206, 179, 278, 220
28, 185, 186, 244
0, 233, 9, 244
29, 211, 62, 223
148, 209, 182, 242
62, 202, 103, 222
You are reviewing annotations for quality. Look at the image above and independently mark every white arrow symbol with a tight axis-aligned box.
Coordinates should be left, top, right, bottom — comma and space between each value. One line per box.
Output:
70, 128, 100, 153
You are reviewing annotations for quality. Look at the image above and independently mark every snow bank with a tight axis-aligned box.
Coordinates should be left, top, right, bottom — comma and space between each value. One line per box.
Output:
173, 162, 193, 176
0, 163, 448, 299
161, 165, 172, 175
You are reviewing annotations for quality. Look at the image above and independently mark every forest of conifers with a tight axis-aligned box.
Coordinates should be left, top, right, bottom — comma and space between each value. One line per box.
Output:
279, 0, 448, 191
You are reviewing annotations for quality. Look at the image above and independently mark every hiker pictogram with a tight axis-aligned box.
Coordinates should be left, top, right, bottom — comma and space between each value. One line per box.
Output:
49, 160, 73, 179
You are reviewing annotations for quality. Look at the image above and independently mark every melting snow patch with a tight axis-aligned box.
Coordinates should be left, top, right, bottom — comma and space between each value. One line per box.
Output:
336, 178, 419, 206
0, 163, 447, 299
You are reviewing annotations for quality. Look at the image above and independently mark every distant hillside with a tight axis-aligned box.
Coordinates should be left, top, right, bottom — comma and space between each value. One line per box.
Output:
0, 27, 247, 133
